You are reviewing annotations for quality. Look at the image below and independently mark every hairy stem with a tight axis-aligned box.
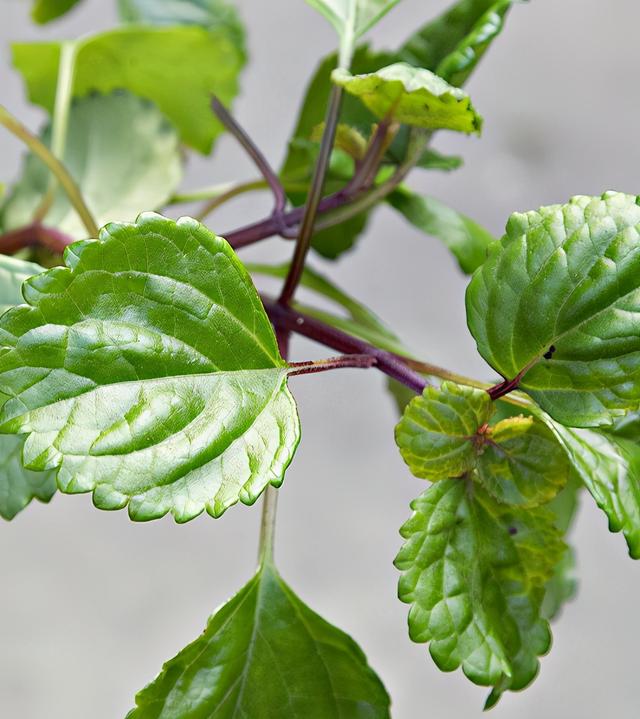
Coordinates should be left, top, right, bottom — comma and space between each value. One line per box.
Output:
211, 98, 287, 219
262, 296, 427, 394
278, 85, 343, 306
33, 41, 77, 223
195, 180, 267, 222
0, 105, 98, 237
258, 484, 279, 566
288, 354, 377, 376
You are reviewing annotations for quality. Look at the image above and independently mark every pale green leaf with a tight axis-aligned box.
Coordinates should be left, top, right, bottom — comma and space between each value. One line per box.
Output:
0, 434, 56, 520
0, 255, 46, 314
0, 214, 300, 523
128, 563, 391, 718
387, 185, 494, 273
476, 416, 569, 508
305, 0, 401, 64
395, 382, 493, 480
12, 25, 244, 153
1, 92, 182, 241
396, 479, 564, 695
332, 63, 482, 133
31, 0, 83, 24
398, 0, 517, 86
540, 416, 640, 558
466, 192, 640, 427
117, 0, 246, 54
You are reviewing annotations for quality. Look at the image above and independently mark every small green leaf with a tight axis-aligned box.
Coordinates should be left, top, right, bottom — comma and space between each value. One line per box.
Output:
476, 416, 569, 508
396, 479, 564, 696
128, 563, 391, 718
1, 92, 182, 241
117, 0, 246, 54
0, 214, 300, 523
467, 192, 640, 427
13, 25, 244, 154
387, 185, 494, 273
541, 417, 640, 558
395, 382, 493, 481
0, 255, 46, 314
398, 0, 517, 86
414, 148, 463, 172
0, 434, 56, 520
332, 63, 482, 133
305, 0, 401, 65
31, 0, 83, 24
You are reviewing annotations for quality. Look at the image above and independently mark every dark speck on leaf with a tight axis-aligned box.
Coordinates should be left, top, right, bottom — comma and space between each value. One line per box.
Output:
543, 345, 556, 360
508, 526, 517, 536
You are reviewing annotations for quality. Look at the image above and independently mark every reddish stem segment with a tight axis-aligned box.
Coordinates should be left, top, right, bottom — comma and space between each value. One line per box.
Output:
0, 223, 72, 255
262, 296, 427, 394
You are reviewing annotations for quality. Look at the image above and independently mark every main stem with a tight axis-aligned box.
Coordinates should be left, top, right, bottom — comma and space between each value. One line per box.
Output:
278, 85, 342, 306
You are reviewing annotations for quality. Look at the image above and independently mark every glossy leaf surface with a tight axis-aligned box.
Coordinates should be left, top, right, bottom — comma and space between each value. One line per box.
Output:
332, 63, 482, 133
1, 92, 182, 241
0, 214, 300, 522
13, 26, 244, 153
467, 192, 640, 427
396, 479, 563, 696
128, 563, 391, 718
387, 186, 494, 273
395, 382, 492, 480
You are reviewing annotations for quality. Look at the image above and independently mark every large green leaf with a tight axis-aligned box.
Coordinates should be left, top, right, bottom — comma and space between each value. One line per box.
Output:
0, 256, 57, 519
540, 415, 640, 558
1, 92, 182, 241
466, 192, 640, 427
398, 0, 516, 85
387, 185, 494, 273
117, 0, 246, 52
128, 563, 391, 718
396, 478, 564, 698
332, 63, 482, 133
0, 214, 300, 522
395, 382, 492, 480
12, 26, 244, 154
31, 0, 83, 24
305, 0, 401, 64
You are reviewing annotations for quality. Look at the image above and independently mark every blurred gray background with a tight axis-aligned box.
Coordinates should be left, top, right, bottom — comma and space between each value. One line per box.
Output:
1, 1, 639, 717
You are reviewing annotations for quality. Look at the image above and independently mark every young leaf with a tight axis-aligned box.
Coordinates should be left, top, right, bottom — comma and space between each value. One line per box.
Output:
475, 416, 569, 508
332, 63, 482, 133
0, 214, 300, 523
1, 92, 182, 241
467, 192, 640, 427
128, 563, 391, 718
0, 434, 56, 520
305, 0, 401, 65
12, 26, 245, 153
541, 418, 640, 558
395, 382, 493, 481
397, 0, 516, 86
387, 185, 494, 274
117, 0, 246, 53
396, 479, 564, 698
31, 0, 83, 24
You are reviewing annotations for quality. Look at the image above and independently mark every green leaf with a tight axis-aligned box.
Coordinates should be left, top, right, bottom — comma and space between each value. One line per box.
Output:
476, 416, 569, 508
0, 214, 300, 523
12, 26, 244, 154
117, 0, 246, 53
395, 479, 564, 696
0, 434, 56, 520
305, 0, 401, 65
332, 63, 482, 133
31, 0, 83, 24
466, 192, 640, 428
0, 255, 57, 519
395, 382, 493, 481
398, 0, 516, 85
540, 417, 640, 558
387, 185, 494, 273
128, 563, 391, 718
414, 148, 463, 172
1, 92, 182, 241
